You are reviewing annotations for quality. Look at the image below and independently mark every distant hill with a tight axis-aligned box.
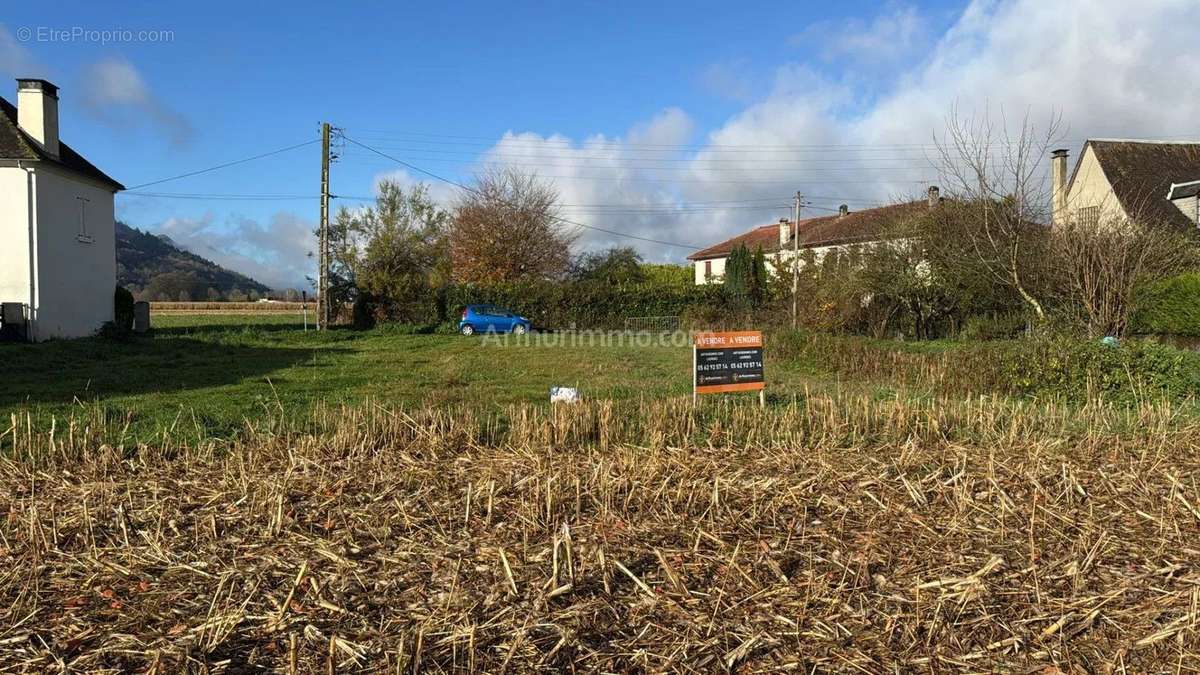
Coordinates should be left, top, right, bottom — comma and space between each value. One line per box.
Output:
116, 222, 273, 301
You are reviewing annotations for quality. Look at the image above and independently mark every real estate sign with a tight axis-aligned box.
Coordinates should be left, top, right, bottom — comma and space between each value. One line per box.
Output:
693, 331, 764, 396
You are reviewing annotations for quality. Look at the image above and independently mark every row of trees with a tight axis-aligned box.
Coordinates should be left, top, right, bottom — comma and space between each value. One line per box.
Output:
326, 167, 687, 325
128, 271, 271, 303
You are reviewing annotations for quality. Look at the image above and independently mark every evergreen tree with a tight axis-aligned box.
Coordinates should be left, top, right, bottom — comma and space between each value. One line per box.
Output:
723, 243, 752, 304
750, 245, 768, 306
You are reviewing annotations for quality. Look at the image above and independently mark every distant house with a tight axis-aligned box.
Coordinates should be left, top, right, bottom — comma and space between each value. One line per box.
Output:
686, 187, 941, 284
0, 79, 124, 341
1051, 140, 1200, 228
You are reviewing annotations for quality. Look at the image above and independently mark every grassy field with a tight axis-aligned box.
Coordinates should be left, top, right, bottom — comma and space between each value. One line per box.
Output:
1, 313, 854, 440
3, 314, 1200, 671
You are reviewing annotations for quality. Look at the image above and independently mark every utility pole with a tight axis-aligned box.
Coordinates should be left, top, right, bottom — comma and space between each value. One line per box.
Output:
791, 191, 802, 329
318, 122, 331, 330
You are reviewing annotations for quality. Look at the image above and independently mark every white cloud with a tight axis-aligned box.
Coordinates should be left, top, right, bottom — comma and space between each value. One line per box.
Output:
370, 168, 459, 207
466, 0, 1200, 263
0, 25, 44, 78
471, 108, 706, 261
805, 3, 930, 68
155, 211, 317, 290
699, 60, 758, 102
80, 57, 192, 146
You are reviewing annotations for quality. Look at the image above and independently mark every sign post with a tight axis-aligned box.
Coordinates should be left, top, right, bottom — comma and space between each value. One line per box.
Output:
693, 331, 765, 407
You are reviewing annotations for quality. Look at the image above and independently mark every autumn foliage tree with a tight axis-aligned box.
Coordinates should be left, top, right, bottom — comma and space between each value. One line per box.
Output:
449, 168, 575, 282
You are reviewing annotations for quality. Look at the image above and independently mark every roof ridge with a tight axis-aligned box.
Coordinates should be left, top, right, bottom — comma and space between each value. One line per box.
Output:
687, 199, 923, 260
0, 94, 123, 190
1089, 138, 1200, 145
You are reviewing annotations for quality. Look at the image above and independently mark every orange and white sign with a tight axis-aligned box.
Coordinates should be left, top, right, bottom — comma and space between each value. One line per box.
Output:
693, 331, 764, 394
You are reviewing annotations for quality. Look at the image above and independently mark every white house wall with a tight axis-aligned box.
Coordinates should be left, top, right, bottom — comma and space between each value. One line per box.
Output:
695, 243, 869, 285
32, 166, 116, 340
0, 166, 32, 317
1170, 195, 1199, 225
693, 256, 727, 284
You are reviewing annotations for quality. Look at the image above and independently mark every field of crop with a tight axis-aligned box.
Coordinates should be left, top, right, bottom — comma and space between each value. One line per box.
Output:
2, 315, 1199, 671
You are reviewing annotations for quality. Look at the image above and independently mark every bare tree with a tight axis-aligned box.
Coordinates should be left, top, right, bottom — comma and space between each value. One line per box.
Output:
1053, 208, 1197, 337
449, 167, 575, 282
933, 106, 1063, 323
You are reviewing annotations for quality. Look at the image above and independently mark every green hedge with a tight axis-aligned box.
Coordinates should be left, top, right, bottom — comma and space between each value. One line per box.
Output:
773, 330, 1200, 402
445, 281, 729, 329
1131, 273, 1200, 336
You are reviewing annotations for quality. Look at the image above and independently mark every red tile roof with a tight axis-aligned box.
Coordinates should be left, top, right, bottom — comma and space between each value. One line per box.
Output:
686, 223, 784, 261
687, 201, 927, 260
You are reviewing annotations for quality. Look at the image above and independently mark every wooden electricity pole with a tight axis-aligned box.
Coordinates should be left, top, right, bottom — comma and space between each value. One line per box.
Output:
318, 122, 331, 329
791, 191, 802, 329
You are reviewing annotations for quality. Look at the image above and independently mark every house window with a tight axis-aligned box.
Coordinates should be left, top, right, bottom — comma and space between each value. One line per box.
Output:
1077, 206, 1100, 228
704, 260, 712, 280
75, 196, 93, 244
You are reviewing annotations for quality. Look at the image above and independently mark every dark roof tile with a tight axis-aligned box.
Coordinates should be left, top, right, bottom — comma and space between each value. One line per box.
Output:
1085, 140, 1200, 229
0, 96, 123, 191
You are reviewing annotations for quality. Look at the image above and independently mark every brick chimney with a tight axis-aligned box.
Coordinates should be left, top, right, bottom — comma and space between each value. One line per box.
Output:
927, 185, 940, 207
16, 79, 59, 158
1051, 149, 1069, 225
778, 218, 790, 247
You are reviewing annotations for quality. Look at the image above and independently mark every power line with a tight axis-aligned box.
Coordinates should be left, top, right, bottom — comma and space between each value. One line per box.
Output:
126, 191, 318, 201
349, 129, 1124, 150
345, 161, 932, 185
342, 135, 709, 250
338, 148, 953, 171
124, 139, 321, 190
340, 144, 960, 163
351, 129, 1200, 153
122, 191, 883, 213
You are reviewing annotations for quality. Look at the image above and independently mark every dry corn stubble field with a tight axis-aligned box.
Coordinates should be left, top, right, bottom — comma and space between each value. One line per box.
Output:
2, 394, 1199, 673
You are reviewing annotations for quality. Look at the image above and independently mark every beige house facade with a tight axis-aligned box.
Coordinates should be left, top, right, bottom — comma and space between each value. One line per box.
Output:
1051, 140, 1200, 229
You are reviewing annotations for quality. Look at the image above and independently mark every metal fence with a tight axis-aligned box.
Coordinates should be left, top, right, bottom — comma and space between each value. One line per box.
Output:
623, 315, 681, 333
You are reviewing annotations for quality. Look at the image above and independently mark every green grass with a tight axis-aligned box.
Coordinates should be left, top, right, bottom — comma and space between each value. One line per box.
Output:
8, 314, 1196, 443
6, 314, 799, 439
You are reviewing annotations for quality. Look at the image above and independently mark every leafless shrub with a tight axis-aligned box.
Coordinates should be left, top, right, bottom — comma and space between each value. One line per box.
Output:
1053, 210, 1199, 336
934, 106, 1063, 322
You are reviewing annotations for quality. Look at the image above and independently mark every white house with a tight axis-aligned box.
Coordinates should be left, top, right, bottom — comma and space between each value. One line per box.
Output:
1051, 140, 1200, 229
0, 79, 124, 341
687, 187, 940, 284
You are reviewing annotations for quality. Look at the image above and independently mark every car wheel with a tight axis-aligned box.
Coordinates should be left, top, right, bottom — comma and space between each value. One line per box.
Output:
513, 323, 527, 335
460, 324, 475, 336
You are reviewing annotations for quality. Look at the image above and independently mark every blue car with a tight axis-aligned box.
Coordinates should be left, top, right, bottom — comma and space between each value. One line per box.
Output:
459, 304, 531, 336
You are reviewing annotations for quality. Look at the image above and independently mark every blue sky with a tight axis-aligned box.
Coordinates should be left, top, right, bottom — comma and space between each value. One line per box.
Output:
3, 1, 1196, 288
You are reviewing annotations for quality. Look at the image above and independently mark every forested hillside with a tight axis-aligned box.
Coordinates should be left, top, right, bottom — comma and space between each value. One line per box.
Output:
116, 222, 274, 301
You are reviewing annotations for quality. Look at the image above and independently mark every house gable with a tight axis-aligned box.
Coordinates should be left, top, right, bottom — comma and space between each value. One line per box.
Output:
1077, 140, 1200, 229
1064, 143, 1124, 225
